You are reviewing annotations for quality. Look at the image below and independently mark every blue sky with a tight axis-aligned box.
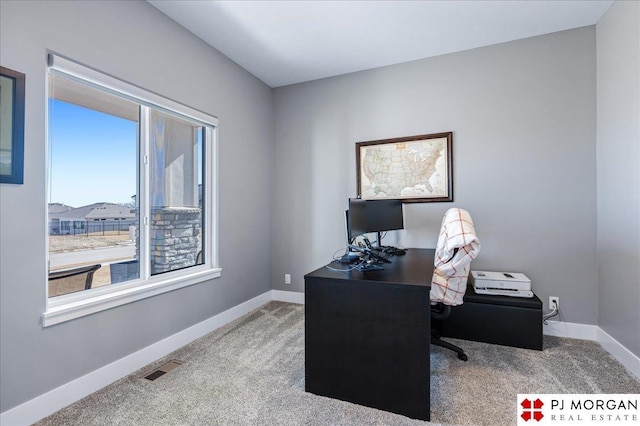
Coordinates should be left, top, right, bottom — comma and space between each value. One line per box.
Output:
49, 100, 137, 207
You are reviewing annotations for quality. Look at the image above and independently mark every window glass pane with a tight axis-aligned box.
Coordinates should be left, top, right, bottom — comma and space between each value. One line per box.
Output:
48, 75, 140, 297
149, 110, 205, 275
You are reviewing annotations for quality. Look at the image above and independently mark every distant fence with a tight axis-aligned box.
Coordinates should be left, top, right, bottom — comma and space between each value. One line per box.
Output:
50, 221, 136, 236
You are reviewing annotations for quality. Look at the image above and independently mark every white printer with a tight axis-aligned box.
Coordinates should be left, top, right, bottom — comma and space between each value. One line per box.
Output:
471, 271, 533, 298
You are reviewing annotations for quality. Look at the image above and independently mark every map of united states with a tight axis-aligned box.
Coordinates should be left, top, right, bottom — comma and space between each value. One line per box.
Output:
360, 139, 447, 198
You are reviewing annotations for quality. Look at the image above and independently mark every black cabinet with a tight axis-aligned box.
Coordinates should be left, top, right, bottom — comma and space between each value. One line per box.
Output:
440, 285, 543, 350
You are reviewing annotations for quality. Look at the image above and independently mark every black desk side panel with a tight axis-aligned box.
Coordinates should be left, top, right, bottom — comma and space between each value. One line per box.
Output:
305, 275, 431, 420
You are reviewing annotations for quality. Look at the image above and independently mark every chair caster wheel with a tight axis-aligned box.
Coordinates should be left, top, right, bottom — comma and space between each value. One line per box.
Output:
458, 353, 468, 361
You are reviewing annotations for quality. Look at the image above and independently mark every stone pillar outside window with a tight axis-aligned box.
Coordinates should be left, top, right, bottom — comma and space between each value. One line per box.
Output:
150, 207, 201, 274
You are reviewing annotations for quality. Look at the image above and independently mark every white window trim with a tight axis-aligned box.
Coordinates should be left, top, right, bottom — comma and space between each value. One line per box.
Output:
43, 268, 222, 327
44, 52, 220, 327
47, 53, 218, 127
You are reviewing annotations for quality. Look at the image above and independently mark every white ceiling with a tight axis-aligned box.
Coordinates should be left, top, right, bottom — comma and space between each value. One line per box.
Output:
148, 0, 613, 88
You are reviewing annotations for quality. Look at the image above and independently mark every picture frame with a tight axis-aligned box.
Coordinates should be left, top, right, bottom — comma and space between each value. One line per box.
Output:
356, 132, 453, 203
0, 66, 26, 184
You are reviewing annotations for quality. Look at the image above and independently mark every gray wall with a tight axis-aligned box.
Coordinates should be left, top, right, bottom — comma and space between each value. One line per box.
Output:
2, 0, 636, 416
0, 0, 273, 412
272, 28, 598, 326
596, 1, 640, 357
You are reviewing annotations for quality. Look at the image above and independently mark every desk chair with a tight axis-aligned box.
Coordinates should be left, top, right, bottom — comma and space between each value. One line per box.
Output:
430, 208, 480, 361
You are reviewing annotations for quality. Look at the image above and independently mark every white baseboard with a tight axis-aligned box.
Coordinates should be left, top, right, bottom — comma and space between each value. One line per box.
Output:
597, 327, 640, 380
3, 292, 637, 425
544, 320, 640, 381
0, 290, 273, 426
543, 320, 599, 340
271, 289, 305, 304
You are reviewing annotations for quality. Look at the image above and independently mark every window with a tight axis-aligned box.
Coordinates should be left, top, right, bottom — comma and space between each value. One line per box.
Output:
45, 53, 219, 326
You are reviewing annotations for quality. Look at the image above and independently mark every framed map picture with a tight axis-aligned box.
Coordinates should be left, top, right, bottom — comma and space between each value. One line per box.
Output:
356, 132, 453, 203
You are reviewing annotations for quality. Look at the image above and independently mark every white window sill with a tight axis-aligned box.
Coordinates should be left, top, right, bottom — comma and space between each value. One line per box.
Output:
42, 267, 222, 327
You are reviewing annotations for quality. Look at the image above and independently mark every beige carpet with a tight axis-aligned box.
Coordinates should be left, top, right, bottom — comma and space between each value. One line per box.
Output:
36, 302, 640, 425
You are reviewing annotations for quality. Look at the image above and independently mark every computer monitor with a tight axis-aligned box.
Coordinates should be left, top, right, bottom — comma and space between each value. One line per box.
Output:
348, 198, 404, 246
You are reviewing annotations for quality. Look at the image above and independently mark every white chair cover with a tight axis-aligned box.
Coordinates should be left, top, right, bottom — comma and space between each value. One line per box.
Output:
430, 208, 480, 306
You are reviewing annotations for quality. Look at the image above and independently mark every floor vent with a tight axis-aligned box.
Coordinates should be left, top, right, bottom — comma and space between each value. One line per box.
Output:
143, 360, 183, 381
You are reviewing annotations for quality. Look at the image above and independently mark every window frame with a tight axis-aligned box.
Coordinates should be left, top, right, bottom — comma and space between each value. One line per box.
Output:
43, 52, 220, 327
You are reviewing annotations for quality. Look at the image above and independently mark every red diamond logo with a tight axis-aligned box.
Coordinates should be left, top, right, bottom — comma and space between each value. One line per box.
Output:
521, 398, 544, 422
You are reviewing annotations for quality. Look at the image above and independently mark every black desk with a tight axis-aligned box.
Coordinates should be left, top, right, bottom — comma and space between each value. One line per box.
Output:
304, 248, 434, 421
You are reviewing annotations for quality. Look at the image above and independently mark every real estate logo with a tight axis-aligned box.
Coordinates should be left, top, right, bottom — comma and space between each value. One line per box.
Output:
517, 394, 639, 425
521, 397, 544, 422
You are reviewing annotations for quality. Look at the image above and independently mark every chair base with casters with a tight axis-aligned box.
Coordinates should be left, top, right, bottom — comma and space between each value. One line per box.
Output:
430, 303, 468, 361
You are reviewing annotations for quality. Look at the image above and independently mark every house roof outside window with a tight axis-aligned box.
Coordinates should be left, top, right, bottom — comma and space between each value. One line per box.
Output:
48, 203, 73, 219
49, 203, 135, 221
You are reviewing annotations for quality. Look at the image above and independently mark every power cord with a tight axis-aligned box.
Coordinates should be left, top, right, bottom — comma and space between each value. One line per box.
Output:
325, 247, 364, 272
331, 247, 348, 261
543, 299, 559, 325
325, 261, 364, 272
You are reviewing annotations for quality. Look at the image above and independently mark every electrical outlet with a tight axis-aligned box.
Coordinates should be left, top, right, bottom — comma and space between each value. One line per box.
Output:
549, 296, 559, 310
284, 274, 291, 284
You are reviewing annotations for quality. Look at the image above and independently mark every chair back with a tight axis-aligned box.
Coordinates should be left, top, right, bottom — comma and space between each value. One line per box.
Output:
430, 208, 480, 306
48, 264, 101, 297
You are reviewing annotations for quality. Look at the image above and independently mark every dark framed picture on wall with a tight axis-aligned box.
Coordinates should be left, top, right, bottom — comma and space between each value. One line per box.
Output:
356, 132, 453, 203
0, 66, 26, 184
